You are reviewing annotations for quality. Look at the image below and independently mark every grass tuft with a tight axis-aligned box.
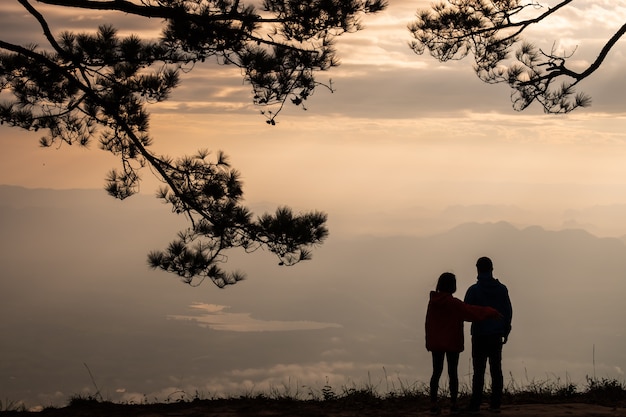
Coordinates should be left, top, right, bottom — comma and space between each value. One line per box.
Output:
584, 376, 626, 405
1, 398, 26, 413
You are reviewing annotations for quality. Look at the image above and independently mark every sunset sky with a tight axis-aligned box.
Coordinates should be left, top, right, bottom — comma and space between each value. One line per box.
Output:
3, 1, 626, 225
2, 0, 626, 410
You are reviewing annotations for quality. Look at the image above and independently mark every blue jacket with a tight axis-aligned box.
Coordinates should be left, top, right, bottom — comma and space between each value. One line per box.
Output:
464, 273, 513, 337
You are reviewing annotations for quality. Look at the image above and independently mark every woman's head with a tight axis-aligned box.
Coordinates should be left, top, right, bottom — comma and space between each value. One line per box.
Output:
436, 272, 456, 294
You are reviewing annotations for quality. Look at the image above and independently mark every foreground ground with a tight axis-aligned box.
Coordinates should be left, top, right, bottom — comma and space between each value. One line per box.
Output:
5, 399, 626, 417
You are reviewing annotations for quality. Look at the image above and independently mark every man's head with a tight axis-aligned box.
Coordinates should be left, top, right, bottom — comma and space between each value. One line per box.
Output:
476, 256, 493, 273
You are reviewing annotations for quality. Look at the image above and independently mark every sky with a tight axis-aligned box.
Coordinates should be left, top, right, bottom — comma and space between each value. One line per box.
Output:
3, 0, 626, 223
2, 0, 626, 410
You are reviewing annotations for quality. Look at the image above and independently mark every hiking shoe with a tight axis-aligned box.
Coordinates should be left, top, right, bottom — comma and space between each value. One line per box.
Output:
429, 405, 441, 415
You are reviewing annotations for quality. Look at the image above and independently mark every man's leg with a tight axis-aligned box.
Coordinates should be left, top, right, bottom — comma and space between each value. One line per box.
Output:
470, 336, 488, 411
488, 336, 504, 410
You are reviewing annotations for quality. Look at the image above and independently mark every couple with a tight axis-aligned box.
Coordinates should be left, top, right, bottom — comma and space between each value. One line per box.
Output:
425, 257, 513, 415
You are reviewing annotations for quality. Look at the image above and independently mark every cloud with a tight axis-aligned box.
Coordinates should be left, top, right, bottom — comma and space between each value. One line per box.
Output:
4, 1, 626, 124
167, 303, 342, 332
116, 361, 416, 402
216, 361, 417, 397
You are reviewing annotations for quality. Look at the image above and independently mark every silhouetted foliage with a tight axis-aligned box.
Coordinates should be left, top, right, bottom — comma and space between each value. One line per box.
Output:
0, 0, 386, 286
409, 0, 625, 113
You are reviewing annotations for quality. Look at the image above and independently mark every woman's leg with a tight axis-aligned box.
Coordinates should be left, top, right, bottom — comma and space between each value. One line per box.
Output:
446, 352, 460, 405
430, 351, 445, 404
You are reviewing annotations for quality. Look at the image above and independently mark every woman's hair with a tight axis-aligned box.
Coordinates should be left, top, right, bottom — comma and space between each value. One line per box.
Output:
436, 272, 456, 294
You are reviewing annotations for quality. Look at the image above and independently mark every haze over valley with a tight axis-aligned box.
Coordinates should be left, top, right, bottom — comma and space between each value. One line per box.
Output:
1, 186, 625, 409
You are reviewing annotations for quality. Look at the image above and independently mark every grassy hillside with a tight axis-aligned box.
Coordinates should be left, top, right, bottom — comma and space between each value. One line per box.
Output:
3, 376, 625, 415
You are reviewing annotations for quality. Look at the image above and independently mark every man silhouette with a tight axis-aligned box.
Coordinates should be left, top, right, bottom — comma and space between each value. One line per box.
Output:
464, 257, 513, 414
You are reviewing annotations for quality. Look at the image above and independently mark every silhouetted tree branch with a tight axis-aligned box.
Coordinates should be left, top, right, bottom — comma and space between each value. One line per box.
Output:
0, 0, 386, 287
409, 0, 622, 113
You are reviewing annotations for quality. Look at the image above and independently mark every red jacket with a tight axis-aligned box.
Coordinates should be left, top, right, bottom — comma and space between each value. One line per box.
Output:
425, 291, 500, 352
